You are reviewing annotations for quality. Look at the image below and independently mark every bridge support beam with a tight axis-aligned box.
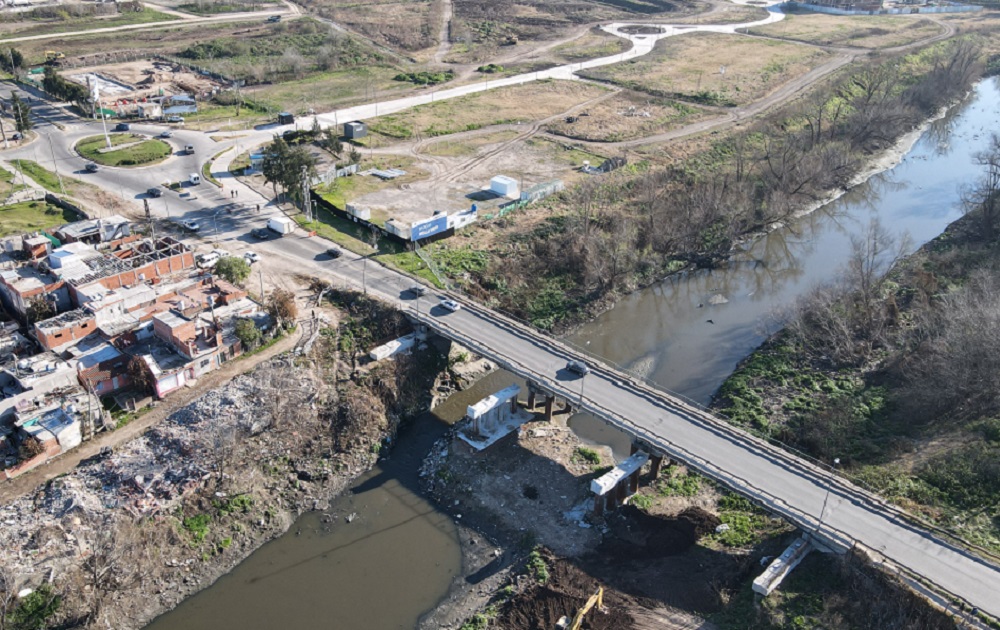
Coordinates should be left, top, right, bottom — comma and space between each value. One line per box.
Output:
564, 401, 572, 414
527, 391, 536, 409
649, 454, 664, 480
544, 395, 555, 421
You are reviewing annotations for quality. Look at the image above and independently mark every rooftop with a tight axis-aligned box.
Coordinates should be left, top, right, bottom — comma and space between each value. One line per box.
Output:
34, 308, 93, 331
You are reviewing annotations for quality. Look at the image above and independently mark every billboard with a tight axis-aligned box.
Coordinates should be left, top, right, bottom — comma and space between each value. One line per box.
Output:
410, 215, 448, 241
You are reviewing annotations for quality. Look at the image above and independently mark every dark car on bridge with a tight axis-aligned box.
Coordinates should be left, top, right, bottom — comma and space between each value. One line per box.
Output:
146, 187, 163, 198
566, 360, 590, 376
326, 247, 342, 259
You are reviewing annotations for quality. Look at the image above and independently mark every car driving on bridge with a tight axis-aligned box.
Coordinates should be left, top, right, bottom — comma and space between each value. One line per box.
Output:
567, 360, 590, 376
440, 299, 461, 312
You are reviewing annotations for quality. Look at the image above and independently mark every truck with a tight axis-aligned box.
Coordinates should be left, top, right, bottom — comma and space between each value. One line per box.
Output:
184, 144, 195, 155
267, 216, 295, 235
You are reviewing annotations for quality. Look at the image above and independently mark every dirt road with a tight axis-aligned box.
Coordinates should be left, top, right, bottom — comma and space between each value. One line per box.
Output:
0, 329, 299, 504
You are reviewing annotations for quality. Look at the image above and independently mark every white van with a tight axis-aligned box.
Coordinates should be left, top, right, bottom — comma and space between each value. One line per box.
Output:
196, 252, 220, 269
189, 173, 201, 185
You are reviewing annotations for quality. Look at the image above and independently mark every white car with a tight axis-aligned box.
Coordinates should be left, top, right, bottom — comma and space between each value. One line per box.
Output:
243, 251, 260, 264
159, 131, 172, 138
440, 299, 461, 312
181, 219, 200, 231
196, 252, 220, 269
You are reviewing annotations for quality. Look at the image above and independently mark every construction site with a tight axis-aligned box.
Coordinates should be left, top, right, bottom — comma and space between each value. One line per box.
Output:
63, 58, 225, 117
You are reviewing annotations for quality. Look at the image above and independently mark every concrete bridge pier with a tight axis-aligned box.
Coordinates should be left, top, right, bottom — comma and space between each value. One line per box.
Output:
543, 395, 555, 420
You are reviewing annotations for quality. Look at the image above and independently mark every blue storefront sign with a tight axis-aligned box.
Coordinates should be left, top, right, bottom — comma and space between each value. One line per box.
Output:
411, 215, 448, 241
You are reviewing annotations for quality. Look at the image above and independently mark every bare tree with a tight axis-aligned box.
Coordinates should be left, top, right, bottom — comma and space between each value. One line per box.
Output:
963, 133, 1000, 239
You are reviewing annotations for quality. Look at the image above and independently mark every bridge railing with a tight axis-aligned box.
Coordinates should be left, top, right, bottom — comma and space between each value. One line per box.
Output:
416, 292, 1000, 571
409, 302, 1000, 626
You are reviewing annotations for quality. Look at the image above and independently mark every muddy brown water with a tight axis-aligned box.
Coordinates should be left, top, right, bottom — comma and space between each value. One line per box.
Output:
146, 78, 1000, 629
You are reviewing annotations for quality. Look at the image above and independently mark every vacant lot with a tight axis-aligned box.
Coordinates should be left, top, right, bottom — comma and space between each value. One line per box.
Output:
750, 13, 946, 49
548, 28, 630, 64
0, 200, 73, 237
580, 32, 831, 107
546, 91, 709, 142
446, 0, 697, 63
249, 66, 408, 115
76, 133, 172, 167
671, 2, 768, 24
295, 0, 439, 52
422, 130, 522, 156
369, 80, 610, 139
0, 8, 178, 41
175, 0, 281, 15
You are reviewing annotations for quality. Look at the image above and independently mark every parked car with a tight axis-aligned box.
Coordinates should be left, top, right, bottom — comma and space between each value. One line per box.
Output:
146, 187, 163, 198
196, 252, 220, 269
181, 219, 200, 232
566, 360, 590, 376
167, 116, 184, 123
11, 132, 21, 141
266, 14, 281, 22
326, 247, 342, 259
115, 122, 130, 132
409, 285, 428, 297
84, 162, 99, 173
243, 251, 260, 264
440, 299, 461, 312
250, 228, 271, 239
159, 131, 172, 138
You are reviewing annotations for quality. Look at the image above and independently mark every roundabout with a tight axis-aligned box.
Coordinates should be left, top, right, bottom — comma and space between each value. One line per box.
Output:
74, 132, 172, 167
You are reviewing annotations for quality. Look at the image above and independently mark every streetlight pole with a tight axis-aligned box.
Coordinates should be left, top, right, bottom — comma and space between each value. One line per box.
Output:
815, 457, 841, 538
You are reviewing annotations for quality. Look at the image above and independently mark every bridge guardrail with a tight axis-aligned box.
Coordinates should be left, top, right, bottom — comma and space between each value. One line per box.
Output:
422, 291, 1000, 570
405, 299, 1000, 626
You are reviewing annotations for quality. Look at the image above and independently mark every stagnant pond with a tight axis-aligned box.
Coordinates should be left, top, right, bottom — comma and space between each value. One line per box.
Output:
146, 77, 1000, 629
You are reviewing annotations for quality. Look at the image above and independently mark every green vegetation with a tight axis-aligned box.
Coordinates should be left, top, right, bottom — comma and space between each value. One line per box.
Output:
202, 149, 229, 187
75, 134, 171, 167
182, 513, 212, 544
656, 465, 702, 497
177, 0, 279, 15
711, 494, 775, 548
214, 494, 254, 515
234, 318, 263, 349
11, 159, 64, 193
0, 200, 74, 238
629, 492, 654, 510
476, 63, 504, 74
7, 583, 61, 630
572, 446, 601, 465
527, 548, 550, 583
214, 255, 251, 285
0, 8, 178, 41
393, 70, 454, 85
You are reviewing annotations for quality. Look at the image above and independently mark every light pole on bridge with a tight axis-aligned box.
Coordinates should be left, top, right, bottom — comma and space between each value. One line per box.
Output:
815, 457, 841, 538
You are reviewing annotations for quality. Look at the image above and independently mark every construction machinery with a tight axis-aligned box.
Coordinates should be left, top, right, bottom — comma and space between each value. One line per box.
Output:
44, 51, 65, 61
556, 587, 605, 630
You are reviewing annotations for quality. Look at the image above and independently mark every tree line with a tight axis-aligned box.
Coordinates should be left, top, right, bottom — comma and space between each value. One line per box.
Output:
464, 38, 984, 330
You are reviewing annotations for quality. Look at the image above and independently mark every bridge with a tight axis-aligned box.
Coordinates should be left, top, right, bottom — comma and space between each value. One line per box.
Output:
396, 292, 1000, 622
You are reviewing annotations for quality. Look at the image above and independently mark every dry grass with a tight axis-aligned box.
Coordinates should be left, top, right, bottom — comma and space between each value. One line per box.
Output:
298, 0, 440, 52
548, 28, 630, 64
580, 32, 831, 107
368, 79, 610, 139
422, 130, 522, 156
545, 91, 710, 142
750, 13, 946, 49
670, 3, 769, 24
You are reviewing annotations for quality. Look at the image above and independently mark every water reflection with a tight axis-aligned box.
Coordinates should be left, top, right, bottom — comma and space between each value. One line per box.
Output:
571, 77, 1000, 406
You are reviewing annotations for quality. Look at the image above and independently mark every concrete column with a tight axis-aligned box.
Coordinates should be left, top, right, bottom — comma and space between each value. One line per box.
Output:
649, 455, 664, 479
593, 494, 605, 516
528, 391, 536, 409
629, 470, 640, 494
544, 396, 554, 421
630, 443, 640, 456
564, 401, 572, 414
616, 479, 627, 506
510, 396, 517, 414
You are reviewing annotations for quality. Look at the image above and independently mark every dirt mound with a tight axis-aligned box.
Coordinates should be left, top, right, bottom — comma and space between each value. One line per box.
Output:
503, 586, 634, 630
600, 506, 720, 559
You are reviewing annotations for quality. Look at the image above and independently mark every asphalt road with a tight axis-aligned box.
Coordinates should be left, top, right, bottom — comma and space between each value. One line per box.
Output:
2, 4, 997, 615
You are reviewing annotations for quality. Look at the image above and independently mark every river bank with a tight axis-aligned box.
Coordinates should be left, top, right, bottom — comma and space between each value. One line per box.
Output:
0, 297, 443, 629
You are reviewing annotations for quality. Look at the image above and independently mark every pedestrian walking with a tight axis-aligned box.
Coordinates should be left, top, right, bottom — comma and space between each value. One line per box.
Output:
234, 190, 239, 198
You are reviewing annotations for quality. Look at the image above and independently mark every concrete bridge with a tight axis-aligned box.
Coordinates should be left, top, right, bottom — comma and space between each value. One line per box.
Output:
402, 294, 1000, 623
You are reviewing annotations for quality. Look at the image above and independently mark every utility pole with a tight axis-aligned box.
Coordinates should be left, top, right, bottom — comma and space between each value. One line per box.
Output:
45, 132, 65, 194
301, 164, 312, 221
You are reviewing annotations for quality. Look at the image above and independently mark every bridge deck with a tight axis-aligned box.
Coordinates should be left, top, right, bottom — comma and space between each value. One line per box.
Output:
407, 297, 1000, 619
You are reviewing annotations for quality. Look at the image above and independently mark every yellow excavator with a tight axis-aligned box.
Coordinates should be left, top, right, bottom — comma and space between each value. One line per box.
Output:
556, 587, 605, 630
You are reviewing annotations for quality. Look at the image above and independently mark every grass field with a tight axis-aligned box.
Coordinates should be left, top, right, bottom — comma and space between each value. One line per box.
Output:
176, 0, 280, 15
296, 0, 438, 52
76, 133, 172, 167
248, 66, 404, 116
549, 28, 630, 64
580, 32, 830, 107
0, 9, 178, 41
750, 13, 945, 49
313, 155, 419, 214
369, 80, 609, 139
0, 200, 75, 237
12, 159, 66, 193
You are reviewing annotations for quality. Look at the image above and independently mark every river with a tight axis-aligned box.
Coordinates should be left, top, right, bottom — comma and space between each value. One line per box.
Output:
145, 76, 1000, 629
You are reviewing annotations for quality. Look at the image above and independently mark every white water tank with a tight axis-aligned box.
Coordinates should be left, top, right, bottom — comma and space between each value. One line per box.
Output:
490, 175, 519, 199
